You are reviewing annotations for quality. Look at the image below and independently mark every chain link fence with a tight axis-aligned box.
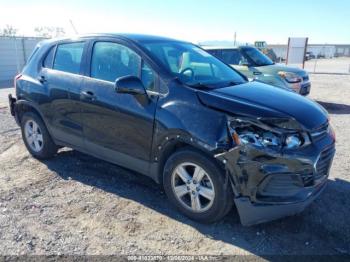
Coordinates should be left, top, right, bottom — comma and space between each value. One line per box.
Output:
269, 44, 350, 74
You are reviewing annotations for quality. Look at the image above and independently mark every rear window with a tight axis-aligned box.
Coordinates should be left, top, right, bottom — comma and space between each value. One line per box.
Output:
27, 46, 39, 64
43, 46, 55, 68
53, 42, 84, 74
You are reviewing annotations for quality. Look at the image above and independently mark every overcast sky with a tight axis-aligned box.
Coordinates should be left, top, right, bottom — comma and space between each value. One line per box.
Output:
0, 0, 349, 44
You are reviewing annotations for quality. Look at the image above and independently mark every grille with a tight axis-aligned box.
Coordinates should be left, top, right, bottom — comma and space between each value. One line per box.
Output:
316, 146, 335, 180
301, 172, 314, 186
258, 175, 302, 197
310, 122, 329, 141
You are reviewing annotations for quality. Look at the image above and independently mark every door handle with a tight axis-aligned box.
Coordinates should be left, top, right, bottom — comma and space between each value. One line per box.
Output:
38, 75, 47, 83
80, 90, 96, 101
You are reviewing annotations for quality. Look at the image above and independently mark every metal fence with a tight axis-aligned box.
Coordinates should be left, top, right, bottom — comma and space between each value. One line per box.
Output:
0, 36, 45, 87
268, 44, 350, 74
1, 38, 350, 89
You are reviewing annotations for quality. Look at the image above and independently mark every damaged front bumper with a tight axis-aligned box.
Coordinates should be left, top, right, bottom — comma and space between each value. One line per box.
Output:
216, 123, 335, 226
234, 178, 327, 226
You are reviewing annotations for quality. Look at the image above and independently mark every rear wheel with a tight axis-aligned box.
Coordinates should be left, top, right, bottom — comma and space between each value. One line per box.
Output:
163, 148, 233, 223
20, 112, 58, 159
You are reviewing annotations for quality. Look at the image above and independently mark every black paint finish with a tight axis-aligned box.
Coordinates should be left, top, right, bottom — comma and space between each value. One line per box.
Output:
11, 34, 336, 225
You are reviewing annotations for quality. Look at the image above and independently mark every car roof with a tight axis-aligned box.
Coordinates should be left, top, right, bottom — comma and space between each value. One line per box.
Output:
43, 33, 183, 45
202, 46, 240, 50
202, 45, 256, 51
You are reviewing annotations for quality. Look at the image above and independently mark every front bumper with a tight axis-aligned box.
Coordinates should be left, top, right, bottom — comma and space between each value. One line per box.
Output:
300, 81, 311, 96
287, 80, 311, 96
234, 179, 327, 226
216, 128, 335, 226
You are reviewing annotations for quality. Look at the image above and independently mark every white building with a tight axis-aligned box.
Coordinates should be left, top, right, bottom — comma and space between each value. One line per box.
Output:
268, 44, 350, 60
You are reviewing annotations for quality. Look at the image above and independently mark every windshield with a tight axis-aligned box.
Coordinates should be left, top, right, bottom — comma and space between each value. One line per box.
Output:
241, 47, 274, 66
141, 41, 246, 87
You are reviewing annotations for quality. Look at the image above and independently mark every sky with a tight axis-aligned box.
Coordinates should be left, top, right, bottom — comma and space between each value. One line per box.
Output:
0, 0, 349, 44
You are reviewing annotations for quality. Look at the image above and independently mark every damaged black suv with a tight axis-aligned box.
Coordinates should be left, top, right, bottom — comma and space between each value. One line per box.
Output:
9, 34, 336, 226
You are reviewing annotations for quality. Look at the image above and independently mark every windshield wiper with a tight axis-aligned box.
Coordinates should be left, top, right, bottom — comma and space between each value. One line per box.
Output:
221, 80, 245, 87
188, 80, 245, 89
187, 82, 213, 89
255, 62, 275, 67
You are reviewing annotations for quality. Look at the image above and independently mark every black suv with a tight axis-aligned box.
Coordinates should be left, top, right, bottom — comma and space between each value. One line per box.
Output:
9, 34, 335, 226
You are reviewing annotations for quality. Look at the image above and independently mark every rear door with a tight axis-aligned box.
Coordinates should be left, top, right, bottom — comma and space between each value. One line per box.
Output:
40, 41, 87, 148
79, 40, 158, 174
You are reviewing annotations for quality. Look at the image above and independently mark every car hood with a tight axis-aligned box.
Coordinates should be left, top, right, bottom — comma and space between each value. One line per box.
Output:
257, 64, 308, 77
197, 81, 327, 130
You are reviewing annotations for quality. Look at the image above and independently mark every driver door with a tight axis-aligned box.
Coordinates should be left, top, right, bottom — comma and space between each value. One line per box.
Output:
79, 40, 158, 174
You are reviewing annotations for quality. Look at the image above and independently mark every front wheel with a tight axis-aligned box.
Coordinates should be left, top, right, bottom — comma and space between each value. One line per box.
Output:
163, 148, 233, 223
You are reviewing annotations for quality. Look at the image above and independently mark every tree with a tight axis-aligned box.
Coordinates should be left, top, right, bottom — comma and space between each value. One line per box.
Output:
0, 24, 18, 37
34, 26, 66, 38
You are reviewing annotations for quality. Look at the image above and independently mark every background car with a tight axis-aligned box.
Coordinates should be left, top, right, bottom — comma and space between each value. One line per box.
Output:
205, 46, 311, 96
305, 51, 316, 60
254, 41, 278, 62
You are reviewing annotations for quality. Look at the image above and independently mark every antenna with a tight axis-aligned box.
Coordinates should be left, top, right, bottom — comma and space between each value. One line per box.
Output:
69, 19, 78, 34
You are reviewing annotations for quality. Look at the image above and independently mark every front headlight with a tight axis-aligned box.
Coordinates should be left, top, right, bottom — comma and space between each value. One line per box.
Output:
278, 71, 302, 83
237, 128, 282, 149
285, 134, 302, 149
228, 118, 309, 150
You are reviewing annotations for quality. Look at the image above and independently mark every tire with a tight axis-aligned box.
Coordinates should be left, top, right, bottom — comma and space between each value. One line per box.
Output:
163, 148, 233, 223
20, 111, 58, 159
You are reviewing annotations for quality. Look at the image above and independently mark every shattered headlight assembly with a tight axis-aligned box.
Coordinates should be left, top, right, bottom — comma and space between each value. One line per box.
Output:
278, 71, 302, 83
237, 129, 281, 149
228, 118, 310, 151
284, 133, 302, 149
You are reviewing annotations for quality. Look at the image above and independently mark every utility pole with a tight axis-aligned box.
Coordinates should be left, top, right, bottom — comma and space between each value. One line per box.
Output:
234, 32, 237, 46
69, 19, 78, 35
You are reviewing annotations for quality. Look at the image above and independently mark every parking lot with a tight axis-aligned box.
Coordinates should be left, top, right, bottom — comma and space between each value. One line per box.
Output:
0, 74, 349, 256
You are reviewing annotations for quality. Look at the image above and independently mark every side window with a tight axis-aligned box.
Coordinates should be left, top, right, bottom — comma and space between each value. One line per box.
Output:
208, 50, 221, 57
141, 62, 156, 91
53, 42, 84, 74
43, 46, 55, 68
91, 42, 141, 82
221, 50, 247, 65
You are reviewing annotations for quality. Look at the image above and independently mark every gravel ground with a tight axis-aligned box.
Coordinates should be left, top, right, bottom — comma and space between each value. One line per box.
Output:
0, 74, 349, 257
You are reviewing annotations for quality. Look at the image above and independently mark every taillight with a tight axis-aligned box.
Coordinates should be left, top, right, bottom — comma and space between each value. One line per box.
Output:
14, 74, 22, 89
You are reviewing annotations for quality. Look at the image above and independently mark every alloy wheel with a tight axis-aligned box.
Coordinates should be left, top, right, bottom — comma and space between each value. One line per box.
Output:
171, 162, 215, 213
24, 119, 44, 152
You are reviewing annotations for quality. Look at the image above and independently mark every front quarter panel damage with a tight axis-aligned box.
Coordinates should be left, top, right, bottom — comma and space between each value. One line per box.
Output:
215, 115, 331, 226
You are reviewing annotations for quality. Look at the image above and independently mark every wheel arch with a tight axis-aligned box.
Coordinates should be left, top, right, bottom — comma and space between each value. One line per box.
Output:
15, 100, 53, 137
154, 135, 223, 185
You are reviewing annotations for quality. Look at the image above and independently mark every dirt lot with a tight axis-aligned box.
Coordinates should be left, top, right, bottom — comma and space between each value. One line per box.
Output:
0, 74, 349, 257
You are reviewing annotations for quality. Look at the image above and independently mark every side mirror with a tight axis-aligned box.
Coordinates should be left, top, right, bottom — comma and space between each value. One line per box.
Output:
115, 76, 146, 95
